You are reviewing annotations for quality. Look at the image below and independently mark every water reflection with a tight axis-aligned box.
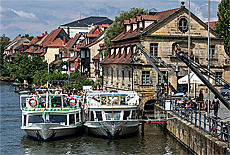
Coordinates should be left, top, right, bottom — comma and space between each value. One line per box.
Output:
1, 82, 192, 155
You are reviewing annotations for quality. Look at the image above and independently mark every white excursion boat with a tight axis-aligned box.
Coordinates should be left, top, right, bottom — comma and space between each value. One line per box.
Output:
20, 91, 84, 140
84, 91, 140, 138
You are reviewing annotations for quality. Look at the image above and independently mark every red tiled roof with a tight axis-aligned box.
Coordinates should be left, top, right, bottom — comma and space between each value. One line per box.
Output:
42, 28, 63, 46
68, 55, 80, 62
142, 14, 160, 21
86, 34, 99, 38
67, 34, 80, 48
23, 43, 31, 46
130, 18, 137, 23
102, 24, 110, 28
100, 47, 132, 64
92, 53, 100, 60
86, 38, 103, 48
59, 47, 69, 57
48, 38, 64, 47
34, 47, 43, 54
136, 16, 141, 21
205, 21, 218, 30
124, 20, 130, 25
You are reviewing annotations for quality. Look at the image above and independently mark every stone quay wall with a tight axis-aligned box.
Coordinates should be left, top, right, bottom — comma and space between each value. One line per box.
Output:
155, 104, 230, 155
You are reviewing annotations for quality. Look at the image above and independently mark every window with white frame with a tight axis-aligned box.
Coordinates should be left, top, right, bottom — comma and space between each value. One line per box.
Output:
150, 43, 158, 57
209, 45, 215, 58
81, 50, 85, 58
70, 63, 74, 71
215, 72, 222, 85
142, 71, 150, 85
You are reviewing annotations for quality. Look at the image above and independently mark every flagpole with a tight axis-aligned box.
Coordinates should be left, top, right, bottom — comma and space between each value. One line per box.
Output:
188, 0, 191, 98
207, 0, 210, 117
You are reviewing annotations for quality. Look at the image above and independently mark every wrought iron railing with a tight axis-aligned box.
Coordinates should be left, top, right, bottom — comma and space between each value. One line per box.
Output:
157, 96, 230, 148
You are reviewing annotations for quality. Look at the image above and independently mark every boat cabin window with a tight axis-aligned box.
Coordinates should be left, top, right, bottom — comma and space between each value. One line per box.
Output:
90, 111, 94, 121
76, 114, 79, 122
23, 115, 27, 126
37, 97, 46, 108
28, 115, 43, 123
120, 97, 126, 105
51, 96, 62, 108
132, 110, 136, 119
69, 114, 75, 125
123, 111, 130, 120
49, 115, 67, 124
95, 111, 102, 121
105, 111, 120, 120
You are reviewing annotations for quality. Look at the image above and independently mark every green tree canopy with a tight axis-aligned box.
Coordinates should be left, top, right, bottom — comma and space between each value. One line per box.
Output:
103, 7, 148, 57
0, 34, 10, 69
21, 34, 34, 41
215, 0, 229, 55
9, 53, 48, 83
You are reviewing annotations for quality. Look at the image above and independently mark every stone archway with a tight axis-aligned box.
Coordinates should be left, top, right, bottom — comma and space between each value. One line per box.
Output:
139, 95, 157, 110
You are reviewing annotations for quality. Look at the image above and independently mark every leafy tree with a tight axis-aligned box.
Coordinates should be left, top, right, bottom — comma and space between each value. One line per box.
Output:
58, 61, 68, 72
104, 7, 148, 56
21, 34, 34, 41
0, 34, 10, 70
70, 69, 80, 80
9, 53, 48, 84
1, 58, 10, 77
215, 0, 229, 55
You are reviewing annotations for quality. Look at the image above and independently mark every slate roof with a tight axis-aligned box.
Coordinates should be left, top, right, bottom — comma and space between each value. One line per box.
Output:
60, 16, 113, 27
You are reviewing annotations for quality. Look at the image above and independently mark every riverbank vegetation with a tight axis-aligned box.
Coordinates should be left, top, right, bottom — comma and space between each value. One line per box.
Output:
1, 52, 97, 92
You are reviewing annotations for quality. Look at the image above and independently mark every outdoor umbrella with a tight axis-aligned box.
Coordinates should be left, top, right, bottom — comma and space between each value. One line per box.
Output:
178, 72, 213, 97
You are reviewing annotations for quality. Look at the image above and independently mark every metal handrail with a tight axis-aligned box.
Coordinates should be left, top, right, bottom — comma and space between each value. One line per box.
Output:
157, 97, 230, 147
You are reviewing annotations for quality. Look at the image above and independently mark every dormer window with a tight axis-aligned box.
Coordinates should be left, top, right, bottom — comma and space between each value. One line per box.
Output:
178, 17, 188, 33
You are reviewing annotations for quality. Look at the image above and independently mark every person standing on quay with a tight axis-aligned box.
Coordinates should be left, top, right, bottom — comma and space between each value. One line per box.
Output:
213, 96, 220, 118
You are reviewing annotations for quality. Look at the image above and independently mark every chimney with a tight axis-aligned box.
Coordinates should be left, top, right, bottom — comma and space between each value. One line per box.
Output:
27, 35, 29, 39
67, 27, 70, 37
118, 48, 121, 58
45, 31, 47, 34
130, 46, 133, 57
124, 47, 127, 58
181, 1, 185, 8
109, 49, 111, 58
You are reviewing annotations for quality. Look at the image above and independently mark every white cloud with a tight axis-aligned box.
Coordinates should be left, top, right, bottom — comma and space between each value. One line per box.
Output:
8, 8, 38, 19
210, 0, 221, 2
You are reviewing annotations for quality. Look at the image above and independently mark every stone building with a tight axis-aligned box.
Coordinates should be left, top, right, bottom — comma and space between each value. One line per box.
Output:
101, 2, 229, 99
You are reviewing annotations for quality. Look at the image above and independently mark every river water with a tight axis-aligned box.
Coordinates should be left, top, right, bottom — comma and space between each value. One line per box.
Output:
0, 81, 193, 154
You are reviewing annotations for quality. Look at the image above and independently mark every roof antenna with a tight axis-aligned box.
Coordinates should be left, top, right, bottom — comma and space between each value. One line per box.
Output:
80, 11, 81, 19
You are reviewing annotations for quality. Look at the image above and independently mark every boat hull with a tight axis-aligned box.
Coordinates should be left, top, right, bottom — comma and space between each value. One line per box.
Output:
22, 123, 82, 140
85, 120, 139, 138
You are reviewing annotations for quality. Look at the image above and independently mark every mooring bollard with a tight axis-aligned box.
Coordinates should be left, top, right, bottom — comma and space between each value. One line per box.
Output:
141, 121, 145, 136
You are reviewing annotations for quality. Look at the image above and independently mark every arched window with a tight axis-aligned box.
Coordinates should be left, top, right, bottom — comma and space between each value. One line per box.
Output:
178, 18, 188, 33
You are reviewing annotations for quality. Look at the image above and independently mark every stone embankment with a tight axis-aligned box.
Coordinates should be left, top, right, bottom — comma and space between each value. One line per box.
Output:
155, 104, 230, 155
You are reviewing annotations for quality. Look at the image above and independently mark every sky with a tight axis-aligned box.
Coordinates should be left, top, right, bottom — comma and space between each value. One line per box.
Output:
0, 0, 221, 40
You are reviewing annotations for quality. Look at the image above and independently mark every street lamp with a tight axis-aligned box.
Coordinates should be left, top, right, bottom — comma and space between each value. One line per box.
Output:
175, 65, 180, 92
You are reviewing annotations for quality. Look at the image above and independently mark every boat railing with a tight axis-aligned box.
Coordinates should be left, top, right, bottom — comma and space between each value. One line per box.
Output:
20, 94, 81, 110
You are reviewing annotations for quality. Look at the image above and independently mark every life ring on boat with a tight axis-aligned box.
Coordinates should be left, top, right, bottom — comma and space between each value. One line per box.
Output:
68, 98, 77, 106
28, 98, 37, 107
